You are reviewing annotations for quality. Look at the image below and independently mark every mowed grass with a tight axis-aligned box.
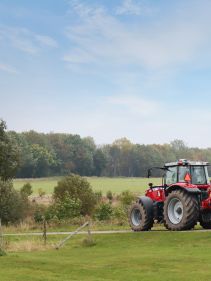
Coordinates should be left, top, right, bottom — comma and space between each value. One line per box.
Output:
1, 232, 211, 281
13, 177, 162, 195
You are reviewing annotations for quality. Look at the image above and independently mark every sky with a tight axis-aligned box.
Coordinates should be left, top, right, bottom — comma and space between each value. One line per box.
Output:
1, 0, 211, 148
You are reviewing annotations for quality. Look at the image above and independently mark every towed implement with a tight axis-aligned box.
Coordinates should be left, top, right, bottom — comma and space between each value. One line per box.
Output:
129, 159, 211, 231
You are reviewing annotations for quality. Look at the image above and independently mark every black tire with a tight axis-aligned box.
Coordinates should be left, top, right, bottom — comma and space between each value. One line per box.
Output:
199, 212, 211, 229
129, 202, 154, 231
164, 189, 199, 231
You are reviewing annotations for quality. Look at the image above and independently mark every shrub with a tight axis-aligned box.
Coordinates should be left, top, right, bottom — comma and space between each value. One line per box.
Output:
112, 206, 128, 225
106, 190, 113, 202
119, 190, 135, 208
38, 188, 46, 198
48, 196, 81, 220
95, 203, 113, 221
20, 183, 33, 197
0, 180, 28, 224
53, 174, 97, 215
33, 204, 48, 223
94, 191, 103, 203
81, 237, 96, 247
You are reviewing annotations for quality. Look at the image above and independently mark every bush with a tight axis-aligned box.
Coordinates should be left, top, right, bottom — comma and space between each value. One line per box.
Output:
0, 180, 28, 225
119, 190, 135, 208
94, 191, 103, 203
48, 195, 81, 220
81, 237, 96, 247
95, 203, 113, 221
20, 183, 33, 197
54, 174, 97, 215
33, 204, 48, 223
106, 190, 113, 202
38, 188, 46, 198
112, 206, 128, 225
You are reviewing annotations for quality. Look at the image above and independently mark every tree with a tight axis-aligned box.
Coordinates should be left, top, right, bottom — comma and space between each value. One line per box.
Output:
93, 148, 107, 176
30, 144, 57, 177
0, 180, 27, 224
0, 120, 19, 180
53, 174, 97, 215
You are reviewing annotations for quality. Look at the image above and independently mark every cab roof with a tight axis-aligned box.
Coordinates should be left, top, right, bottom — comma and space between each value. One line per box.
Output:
164, 159, 210, 167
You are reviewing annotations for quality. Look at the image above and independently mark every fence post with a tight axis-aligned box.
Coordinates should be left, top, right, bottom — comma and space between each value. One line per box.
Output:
0, 219, 3, 249
43, 217, 47, 246
87, 220, 91, 238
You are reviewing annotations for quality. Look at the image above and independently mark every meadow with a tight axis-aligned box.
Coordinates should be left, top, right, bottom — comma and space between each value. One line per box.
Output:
13, 177, 162, 195
1, 231, 211, 281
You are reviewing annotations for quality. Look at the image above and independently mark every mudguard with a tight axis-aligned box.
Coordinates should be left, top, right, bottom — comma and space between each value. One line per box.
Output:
166, 184, 201, 195
137, 196, 154, 220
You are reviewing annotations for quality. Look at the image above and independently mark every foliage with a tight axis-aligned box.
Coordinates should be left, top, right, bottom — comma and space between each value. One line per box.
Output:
112, 206, 127, 225
119, 190, 135, 208
33, 204, 48, 223
0, 120, 19, 180
54, 174, 97, 215
106, 190, 113, 201
38, 188, 46, 198
0, 180, 29, 224
94, 191, 103, 203
8, 128, 211, 178
20, 183, 33, 197
47, 196, 81, 220
81, 237, 96, 247
95, 203, 113, 221
0, 248, 6, 256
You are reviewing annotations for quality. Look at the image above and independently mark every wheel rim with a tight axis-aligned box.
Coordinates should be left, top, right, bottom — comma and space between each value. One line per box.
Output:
131, 208, 142, 226
168, 198, 183, 224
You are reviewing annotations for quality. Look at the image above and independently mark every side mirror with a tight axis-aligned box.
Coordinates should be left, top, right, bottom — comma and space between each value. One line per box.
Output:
148, 183, 153, 189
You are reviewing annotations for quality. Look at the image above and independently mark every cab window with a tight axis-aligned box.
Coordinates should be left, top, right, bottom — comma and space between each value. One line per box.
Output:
191, 166, 207, 185
165, 166, 177, 185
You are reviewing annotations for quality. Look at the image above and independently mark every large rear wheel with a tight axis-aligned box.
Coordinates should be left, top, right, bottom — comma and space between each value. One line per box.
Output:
164, 189, 199, 231
129, 202, 153, 231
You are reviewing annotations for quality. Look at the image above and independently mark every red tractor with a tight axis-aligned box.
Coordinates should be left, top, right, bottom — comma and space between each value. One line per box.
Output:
129, 159, 211, 231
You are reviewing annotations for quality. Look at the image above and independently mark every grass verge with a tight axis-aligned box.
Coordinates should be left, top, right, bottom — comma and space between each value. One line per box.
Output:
1, 232, 211, 281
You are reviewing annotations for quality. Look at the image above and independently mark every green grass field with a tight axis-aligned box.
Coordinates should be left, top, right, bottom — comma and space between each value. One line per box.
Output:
1, 232, 211, 281
13, 177, 162, 195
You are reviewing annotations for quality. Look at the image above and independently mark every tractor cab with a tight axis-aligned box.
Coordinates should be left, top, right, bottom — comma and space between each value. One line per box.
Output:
164, 159, 210, 189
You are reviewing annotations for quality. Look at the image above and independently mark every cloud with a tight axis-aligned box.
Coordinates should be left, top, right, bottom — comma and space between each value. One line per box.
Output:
64, 1, 211, 70
0, 25, 58, 54
35, 35, 58, 48
116, 0, 147, 16
0, 63, 18, 74
107, 95, 160, 116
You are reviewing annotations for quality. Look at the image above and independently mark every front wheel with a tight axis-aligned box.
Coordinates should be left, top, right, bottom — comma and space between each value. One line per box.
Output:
164, 189, 199, 231
129, 202, 153, 231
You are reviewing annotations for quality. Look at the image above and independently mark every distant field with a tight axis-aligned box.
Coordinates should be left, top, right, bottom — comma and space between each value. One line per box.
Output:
13, 177, 162, 195
1, 232, 211, 281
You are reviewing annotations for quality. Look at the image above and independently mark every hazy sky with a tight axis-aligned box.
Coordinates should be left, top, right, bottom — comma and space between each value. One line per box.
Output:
1, 0, 211, 147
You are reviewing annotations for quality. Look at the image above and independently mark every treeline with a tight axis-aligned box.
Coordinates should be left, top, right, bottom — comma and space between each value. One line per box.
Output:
7, 130, 211, 178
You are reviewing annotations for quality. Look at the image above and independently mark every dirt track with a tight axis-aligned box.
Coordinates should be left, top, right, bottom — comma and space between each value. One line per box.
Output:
4, 229, 211, 236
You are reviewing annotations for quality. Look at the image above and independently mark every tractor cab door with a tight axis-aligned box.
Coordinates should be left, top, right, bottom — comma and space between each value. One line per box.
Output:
165, 166, 177, 186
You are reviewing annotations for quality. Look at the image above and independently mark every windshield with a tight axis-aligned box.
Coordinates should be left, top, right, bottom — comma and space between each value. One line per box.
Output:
178, 166, 190, 182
